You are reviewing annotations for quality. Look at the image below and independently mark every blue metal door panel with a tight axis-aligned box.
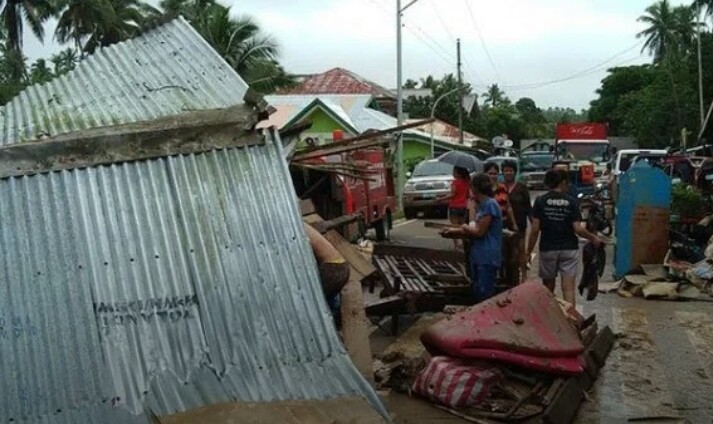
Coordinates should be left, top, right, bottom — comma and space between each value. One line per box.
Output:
614, 162, 671, 278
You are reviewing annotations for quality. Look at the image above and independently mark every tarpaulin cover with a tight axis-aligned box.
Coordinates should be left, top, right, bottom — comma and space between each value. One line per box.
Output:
421, 283, 585, 373
411, 357, 502, 408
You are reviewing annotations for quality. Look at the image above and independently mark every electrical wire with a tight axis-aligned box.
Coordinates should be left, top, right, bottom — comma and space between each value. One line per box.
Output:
364, 0, 456, 69
463, 0, 500, 82
492, 41, 646, 90
498, 53, 646, 92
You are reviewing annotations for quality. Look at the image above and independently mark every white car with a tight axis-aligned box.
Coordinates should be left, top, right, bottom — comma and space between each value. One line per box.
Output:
613, 149, 668, 176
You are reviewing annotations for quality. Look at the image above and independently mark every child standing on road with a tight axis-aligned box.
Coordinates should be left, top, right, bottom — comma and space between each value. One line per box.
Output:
446, 166, 471, 250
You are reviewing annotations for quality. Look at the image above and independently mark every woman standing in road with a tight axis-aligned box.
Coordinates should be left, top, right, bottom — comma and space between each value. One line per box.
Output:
441, 174, 503, 302
446, 166, 471, 249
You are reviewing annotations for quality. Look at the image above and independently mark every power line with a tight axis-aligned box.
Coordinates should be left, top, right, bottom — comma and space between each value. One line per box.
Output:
491, 41, 646, 90
365, 0, 455, 69
496, 53, 646, 91
463, 0, 500, 82
430, 0, 457, 45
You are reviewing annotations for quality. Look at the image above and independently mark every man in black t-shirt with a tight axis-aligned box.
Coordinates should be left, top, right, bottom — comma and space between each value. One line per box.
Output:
527, 169, 601, 306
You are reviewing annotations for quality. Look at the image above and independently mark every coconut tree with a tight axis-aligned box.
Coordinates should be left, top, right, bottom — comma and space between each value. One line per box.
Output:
54, 0, 111, 55
193, 4, 295, 93
50, 47, 79, 74
83, 0, 146, 53
29, 58, 53, 83
483, 84, 506, 108
0, 0, 54, 53
637, 1, 699, 61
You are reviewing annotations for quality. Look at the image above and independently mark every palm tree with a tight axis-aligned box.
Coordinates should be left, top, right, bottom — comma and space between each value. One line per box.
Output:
638, 0, 675, 61
194, 4, 295, 93
483, 84, 505, 107
0, 0, 54, 53
637, 1, 699, 61
84, 0, 146, 53
142, 0, 216, 24
54, 0, 111, 55
29, 58, 53, 83
50, 47, 79, 74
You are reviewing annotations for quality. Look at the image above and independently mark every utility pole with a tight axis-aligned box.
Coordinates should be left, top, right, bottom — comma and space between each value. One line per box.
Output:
457, 39, 464, 145
698, 3, 705, 128
395, 0, 421, 211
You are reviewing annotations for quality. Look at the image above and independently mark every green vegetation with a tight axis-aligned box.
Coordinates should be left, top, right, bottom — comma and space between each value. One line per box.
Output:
590, 0, 713, 148
405, 0, 713, 149
0, 0, 295, 105
403, 75, 587, 146
672, 182, 708, 217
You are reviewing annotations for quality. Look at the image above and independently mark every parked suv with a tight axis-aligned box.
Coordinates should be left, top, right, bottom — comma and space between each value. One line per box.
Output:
403, 159, 456, 219
520, 152, 553, 190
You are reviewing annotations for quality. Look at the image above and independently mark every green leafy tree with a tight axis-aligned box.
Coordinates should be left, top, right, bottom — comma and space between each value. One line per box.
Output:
55, 0, 149, 55
637, 1, 700, 62
515, 97, 548, 138
29, 58, 53, 84
84, 0, 146, 53
589, 65, 657, 135
50, 47, 79, 74
0, 44, 27, 103
0, 0, 54, 54
482, 84, 508, 107
145, 1, 294, 94
54, 0, 112, 54
403, 79, 418, 89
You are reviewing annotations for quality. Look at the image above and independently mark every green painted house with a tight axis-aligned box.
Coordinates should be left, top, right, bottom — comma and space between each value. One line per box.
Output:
259, 94, 485, 172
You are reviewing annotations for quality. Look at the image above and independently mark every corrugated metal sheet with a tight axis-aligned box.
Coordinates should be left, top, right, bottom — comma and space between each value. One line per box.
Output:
1, 17, 250, 146
0, 18, 385, 424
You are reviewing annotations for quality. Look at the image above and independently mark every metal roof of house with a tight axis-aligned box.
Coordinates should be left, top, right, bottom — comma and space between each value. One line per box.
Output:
0, 18, 383, 423
0, 17, 253, 146
285, 68, 395, 98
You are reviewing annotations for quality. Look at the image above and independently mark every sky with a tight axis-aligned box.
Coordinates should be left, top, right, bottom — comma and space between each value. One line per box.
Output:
22, 0, 695, 110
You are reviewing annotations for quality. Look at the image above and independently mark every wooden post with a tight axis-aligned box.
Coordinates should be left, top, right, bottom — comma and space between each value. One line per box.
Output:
340, 274, 374, 384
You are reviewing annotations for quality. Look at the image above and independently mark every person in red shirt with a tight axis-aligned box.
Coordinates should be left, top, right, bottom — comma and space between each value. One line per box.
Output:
446, 166, 470, 249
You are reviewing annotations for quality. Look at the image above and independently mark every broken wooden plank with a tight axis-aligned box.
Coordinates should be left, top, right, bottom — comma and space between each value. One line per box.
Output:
542, 373, 591, 424
324, 230, 375, 280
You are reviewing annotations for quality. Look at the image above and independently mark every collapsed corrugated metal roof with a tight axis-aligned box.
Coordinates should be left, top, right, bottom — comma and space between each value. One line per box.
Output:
0, 17, 384, 423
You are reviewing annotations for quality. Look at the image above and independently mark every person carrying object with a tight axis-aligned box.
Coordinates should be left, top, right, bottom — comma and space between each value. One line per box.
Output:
440, 173, 503, 302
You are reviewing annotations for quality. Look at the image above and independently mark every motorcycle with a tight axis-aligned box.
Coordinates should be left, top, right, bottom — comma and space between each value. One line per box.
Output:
578, 184, 613, 236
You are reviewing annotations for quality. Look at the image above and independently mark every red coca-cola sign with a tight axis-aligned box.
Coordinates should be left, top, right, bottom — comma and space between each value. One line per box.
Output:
556, 122, 608, 140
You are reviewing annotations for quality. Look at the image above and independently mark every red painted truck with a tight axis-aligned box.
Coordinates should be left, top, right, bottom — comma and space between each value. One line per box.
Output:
291, 147, 397, 241
554, 122, 613, 196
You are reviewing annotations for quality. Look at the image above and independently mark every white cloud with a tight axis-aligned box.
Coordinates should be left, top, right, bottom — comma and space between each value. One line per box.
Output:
20, 0, 698, 109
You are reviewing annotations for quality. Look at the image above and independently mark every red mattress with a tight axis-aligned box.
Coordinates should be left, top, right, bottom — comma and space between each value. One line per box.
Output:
421, 282, 585, 374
